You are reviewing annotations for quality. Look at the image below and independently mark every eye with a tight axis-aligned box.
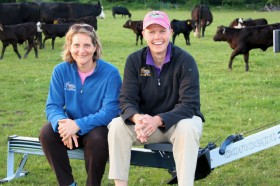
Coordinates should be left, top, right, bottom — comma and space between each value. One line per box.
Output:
73, 43, 79, 48
84, 44, 92, 48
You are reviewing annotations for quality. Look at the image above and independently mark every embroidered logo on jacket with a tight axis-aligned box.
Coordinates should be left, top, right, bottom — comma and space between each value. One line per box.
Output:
65, 82, 76, 91
140, 67, 151, 76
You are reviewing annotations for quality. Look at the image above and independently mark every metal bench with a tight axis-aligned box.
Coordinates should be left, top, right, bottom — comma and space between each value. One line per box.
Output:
0, 135, 213, 184
0, 135, 178, 184
3, 123, 279, 184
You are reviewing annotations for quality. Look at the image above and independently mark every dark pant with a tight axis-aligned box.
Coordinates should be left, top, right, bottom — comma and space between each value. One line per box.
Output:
39, 123, 109, 186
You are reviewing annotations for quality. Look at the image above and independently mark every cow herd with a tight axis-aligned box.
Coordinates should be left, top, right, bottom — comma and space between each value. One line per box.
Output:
0, 2, 278, 72
122, 4, 212, 47
121, 5, 279, 72
0, 1, 104, 59
122, 4, 214, 48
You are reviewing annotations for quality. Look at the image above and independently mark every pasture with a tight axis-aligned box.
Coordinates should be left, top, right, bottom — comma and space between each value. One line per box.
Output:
0, 8, 279, 186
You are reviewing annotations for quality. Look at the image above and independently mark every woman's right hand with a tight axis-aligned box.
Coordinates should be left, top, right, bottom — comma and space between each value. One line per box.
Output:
62, 134, 79, 149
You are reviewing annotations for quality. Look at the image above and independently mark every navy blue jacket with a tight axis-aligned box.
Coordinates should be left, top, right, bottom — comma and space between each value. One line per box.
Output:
120, 43, 205, 131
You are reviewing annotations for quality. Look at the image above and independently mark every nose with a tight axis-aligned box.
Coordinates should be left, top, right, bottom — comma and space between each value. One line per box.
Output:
154, 32, 160, 39
78, 46, 86, 53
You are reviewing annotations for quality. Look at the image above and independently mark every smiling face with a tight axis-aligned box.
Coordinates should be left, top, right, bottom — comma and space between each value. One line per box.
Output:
70, 33, 97, 70
142, 24, 173, 56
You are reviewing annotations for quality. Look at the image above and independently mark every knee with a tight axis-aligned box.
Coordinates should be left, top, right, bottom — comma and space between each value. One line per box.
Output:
108, 117, 125, 135
108, 117, 131, 143
39, 123, 60, 148
85, 127, 108, 147
176, 118, 203, 139
39, 123, 53, 141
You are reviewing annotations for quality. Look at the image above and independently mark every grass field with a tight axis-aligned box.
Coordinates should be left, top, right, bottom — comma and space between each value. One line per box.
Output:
0, 8, 279, 186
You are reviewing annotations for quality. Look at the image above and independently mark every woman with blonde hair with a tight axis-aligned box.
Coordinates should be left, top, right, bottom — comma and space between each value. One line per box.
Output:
40, 23, 122, 186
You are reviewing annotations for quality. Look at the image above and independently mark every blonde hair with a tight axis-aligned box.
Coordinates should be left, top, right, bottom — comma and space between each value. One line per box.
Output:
62, 24, 102, 63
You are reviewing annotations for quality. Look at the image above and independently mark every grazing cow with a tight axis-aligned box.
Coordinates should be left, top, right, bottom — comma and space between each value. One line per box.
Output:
229, 18, 268, 28
39, 1, 102, 24
213, 24, 280, 71
0, 22, 38, 59
112, 6, 132, 19
40, 23, 72, 50
191, 4, 213, 38
171, 19, 195, 45
123, 20, 143, 45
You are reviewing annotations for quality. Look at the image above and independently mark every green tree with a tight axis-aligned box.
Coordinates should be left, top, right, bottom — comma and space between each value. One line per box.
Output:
267, 0, 280, 5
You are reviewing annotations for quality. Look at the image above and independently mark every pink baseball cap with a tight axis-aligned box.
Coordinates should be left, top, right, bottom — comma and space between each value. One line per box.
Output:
143, 11, 170, 29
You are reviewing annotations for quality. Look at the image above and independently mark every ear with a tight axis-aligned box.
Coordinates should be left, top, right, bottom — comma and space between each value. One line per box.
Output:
142, 30, 149, 41
170, 28, 173, 34
222, 27, 226, 34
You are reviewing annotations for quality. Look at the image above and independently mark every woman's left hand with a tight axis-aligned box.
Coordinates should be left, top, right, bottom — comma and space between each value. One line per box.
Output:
58, 119, 80, 141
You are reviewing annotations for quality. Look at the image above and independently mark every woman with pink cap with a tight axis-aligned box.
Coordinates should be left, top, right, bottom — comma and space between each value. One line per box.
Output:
108, 11, 205, 186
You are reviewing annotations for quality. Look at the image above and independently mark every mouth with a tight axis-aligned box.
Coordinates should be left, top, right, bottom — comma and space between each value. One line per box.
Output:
153, 41, 164, 45
78, 55, 87, 58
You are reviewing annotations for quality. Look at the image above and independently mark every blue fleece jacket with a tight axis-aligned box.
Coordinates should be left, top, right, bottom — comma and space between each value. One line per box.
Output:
46, 59, 122, 135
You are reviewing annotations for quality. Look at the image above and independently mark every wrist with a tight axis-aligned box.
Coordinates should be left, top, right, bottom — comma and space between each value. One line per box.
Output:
156, 116, 165, 127
131, 114, 141, 123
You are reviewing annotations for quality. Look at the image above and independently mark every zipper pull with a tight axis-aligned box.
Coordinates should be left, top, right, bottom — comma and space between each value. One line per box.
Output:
158, 78, 161, 86
80, 86, 83, 93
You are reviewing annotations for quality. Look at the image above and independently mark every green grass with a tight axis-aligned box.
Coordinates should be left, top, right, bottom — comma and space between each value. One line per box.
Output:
0, 8, 280, 185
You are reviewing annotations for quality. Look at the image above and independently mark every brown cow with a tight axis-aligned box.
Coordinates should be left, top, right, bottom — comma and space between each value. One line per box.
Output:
213, 23, 280, 71
191, 4, 213, 38
123, 20, 143, 45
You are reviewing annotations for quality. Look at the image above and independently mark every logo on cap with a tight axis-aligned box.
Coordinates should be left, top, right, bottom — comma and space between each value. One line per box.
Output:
149, 12, 164, 19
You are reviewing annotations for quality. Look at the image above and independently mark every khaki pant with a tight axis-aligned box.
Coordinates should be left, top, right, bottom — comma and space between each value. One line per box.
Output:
108, 116, 203, 186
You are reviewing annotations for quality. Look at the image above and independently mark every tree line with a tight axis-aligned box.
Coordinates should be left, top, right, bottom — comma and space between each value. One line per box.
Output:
1, 0, 279, 7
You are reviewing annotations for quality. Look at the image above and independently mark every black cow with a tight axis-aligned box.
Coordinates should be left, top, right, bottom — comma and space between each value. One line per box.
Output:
55, 15, 98, 31
0, 2, 40, 25
171, 19, 195, 45
213, 24, 280, 71
97, 6, 106, 19
39, 1, 102, 24
229, 18, 268, 28
112, 6, 132, 19
191, 4, 213, 38
123, 20, 143, 45
0, 22, 38, 59
0, 1, 102, 25
40, 23, 72, 50
39, 15, 98, 50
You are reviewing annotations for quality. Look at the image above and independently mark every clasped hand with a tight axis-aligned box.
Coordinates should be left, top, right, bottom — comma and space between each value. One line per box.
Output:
58, 119, 80, 149
134, 114, 161, 143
